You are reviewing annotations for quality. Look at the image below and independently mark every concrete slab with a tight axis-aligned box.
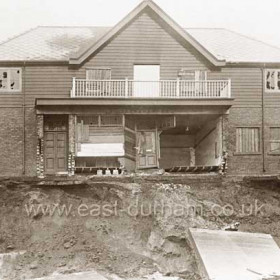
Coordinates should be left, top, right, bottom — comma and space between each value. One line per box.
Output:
30, 270, 108, 280
0, 251, 25, 269
189, 228, 280, 280
30, 271, 181, 280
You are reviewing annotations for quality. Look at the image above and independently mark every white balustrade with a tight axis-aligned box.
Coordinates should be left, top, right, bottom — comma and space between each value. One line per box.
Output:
71, 79, 231, 98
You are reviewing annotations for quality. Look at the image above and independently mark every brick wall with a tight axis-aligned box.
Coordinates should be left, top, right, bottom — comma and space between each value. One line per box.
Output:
0, 108, 24, 176
0, 107, 38, 177
25, 108, 38, 176
264, 107, 280, 174
0, 106, 279, 177
226, 107, 280, 175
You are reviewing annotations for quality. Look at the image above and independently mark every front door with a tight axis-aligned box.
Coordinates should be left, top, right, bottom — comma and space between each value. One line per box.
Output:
44, 115, 68, 175
136, 130, 158, 169
45, 132, 67, 174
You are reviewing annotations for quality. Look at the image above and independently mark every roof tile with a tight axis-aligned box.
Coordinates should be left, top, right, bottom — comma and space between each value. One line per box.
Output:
0, 26, 280, 63
0, 26, 110, 61
186, 28, 280, 63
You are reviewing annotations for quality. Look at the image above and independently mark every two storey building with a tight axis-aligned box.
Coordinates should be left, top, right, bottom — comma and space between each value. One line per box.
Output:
0, 0, 279, 176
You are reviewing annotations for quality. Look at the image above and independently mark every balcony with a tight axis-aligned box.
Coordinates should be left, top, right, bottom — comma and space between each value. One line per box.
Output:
70, 78, 231, 99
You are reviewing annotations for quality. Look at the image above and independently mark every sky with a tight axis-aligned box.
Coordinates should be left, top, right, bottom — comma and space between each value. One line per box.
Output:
0, 0, 280, 48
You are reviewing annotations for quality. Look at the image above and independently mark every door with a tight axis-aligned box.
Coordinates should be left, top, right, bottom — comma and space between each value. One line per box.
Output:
45, 132, 67, 174
136, 131, 158, 169
134, 65, 160, 97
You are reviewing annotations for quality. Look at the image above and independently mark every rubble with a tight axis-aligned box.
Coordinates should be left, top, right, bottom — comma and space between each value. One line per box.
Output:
0, 176, 280, 279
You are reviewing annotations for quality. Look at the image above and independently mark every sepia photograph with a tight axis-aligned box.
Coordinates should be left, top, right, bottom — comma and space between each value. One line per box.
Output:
0, 0, 280, 279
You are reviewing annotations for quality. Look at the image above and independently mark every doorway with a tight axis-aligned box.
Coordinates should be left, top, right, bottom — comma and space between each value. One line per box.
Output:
133, 65, 160, 97
136, 130, 159, 169
44, 115, 68, 174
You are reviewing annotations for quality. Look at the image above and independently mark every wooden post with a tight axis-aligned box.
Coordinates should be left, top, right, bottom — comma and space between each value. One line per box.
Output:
68, 114, 76, 176
36, 115, 44, 178
125, 78, 129, 98
71, 77, 76, 98
122, 115, 125, 127
228, 79, 231, 98
189, 147, 195, 167
176, 77, 180, 97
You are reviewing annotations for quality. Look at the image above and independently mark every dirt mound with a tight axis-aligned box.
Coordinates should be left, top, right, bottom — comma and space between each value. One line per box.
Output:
0, 175, 280, 279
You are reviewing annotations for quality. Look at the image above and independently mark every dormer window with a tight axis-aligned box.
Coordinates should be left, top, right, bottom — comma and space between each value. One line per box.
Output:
0, 68, 22, 92
265, 69, 280, 92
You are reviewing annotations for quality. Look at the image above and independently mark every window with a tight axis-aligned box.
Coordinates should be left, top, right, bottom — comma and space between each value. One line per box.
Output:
178, 70, 208, 96
86, 68, 111, 80
265, 69, 280, 92
236, 127, 260, 154
77, 115, 123, 128
86, 68, 111, 95
178, 69, 207, 81
269, 127, 280, 154
0, 68, 21, 92
77, 115, 99, 126
100, 115, 123, 127
75, 114, 124, 157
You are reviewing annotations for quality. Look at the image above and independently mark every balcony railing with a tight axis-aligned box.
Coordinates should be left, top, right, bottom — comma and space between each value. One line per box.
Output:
71, 78, 231, 99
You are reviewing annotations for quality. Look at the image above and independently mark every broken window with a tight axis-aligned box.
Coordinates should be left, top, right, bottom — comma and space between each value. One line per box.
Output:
236, 127, 260, 154
100, 115, 123, 127
77, 115, 99, 126
265, 69, 280, 92
75, 114, 124, 158
0, 68, 21, 92
77, 115, 123, 128
269, 127, 280, 154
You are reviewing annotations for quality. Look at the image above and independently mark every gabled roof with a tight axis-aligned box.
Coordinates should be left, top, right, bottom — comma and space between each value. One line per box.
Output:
0, 26, 110, 62
0, 1, 280, 65
186, 28, 280, 64
68, 0, 225, 66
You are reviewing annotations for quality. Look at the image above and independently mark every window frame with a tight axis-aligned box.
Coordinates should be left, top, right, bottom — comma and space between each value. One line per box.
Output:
265, 69, 280, 93
86, 67, 111, 80
268, 127, 280, 155
0, 68, 22, 93
177, 69, 208, 81
235, 126, 261, 155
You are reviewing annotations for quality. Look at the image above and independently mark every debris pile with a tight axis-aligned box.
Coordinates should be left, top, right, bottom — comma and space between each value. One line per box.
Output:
0, 176, 279, 279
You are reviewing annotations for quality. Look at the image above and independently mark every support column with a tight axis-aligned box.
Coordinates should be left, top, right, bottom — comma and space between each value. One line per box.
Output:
189, 147, 195, 167
36, 115, 44, 178
68, 114, 76, 176
220, 114, 229, 174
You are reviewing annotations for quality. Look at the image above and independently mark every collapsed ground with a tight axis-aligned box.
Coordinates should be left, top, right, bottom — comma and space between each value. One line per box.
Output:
0, 174, 280, 279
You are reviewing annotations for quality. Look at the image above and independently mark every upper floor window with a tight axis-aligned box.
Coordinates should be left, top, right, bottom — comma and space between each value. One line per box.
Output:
178, 69, 207, 80
86, 68, 111, 80
269, 127, 280, 154
265, 69, 280, 92
0, 68, 22, 92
